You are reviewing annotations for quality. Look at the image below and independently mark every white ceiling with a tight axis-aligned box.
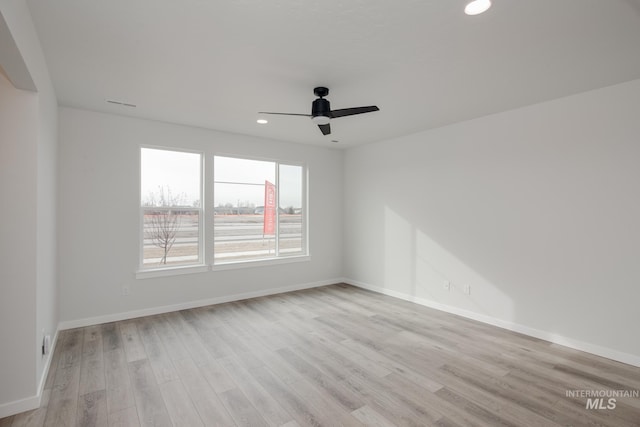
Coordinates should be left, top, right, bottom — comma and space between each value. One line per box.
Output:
26, 0, 640, 148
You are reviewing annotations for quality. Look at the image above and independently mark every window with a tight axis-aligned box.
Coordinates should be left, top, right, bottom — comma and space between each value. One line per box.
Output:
139, 148, 307, 273
214, 156, 306, 264
140, 147, 203, 269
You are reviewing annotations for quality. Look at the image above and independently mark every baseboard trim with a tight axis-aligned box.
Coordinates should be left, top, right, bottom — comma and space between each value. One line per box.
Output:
0, 394, 40, 419
344, 278, 640, 368
58, 279, 338, 330
0, 329, 59, 418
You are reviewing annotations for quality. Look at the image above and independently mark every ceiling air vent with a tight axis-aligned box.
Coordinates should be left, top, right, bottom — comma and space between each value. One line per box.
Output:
106, 99, 136, 108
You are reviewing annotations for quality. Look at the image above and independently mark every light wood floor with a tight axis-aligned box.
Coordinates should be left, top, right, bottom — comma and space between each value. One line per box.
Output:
2, 284, 640, 426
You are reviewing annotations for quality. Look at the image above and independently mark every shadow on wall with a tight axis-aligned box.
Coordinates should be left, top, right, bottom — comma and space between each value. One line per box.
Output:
383, 206, 514, 322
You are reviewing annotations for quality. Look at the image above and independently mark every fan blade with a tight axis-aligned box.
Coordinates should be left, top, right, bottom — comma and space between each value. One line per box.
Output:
258, 112, 311, 117
329, 106, 379, 118
318, 123, 331, 135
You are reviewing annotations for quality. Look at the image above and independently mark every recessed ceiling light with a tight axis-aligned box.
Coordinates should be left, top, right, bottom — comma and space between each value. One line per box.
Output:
465, 0, 491, 15
257, 119, 268, 124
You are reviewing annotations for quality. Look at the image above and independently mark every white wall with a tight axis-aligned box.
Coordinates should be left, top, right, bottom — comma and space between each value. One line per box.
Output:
0, 67, 38, 411
344, 79, 640, 365
35, 66, 58, 398
0, 0, 58, 416
58, 107, 343, 324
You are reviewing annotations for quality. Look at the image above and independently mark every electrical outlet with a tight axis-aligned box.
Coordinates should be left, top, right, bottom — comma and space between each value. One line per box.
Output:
42, 334, 51, 355
464, 284, 471, 295
443, 280, 451, 291
122, 285, 131, 296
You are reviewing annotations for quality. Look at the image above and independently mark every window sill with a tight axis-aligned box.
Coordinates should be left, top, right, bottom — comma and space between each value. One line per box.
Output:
136, 264, 209, 279
212, 254, 310, 271
136, 255, 310, 278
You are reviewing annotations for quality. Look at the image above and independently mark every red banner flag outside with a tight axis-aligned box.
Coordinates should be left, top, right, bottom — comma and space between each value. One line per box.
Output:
263, 180, 276, 235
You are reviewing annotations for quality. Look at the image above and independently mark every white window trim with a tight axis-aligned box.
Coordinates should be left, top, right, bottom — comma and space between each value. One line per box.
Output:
136, 148, 309, 277
135, 254, 312, 278
136, 264, 209, 279
212, 154, 309, 266
210, 254, 311, 271
139, 145, 205, 272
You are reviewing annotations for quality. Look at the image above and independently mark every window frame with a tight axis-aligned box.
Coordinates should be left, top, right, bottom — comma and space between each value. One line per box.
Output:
138, 145, 206, 275
136, 147, 309, 278
211, 153, 309, 267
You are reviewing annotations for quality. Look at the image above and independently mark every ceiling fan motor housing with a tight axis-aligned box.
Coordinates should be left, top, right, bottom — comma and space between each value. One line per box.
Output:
312, 98, 331, 118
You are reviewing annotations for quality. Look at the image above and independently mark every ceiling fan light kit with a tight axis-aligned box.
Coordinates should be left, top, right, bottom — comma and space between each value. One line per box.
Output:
259, 86, 379, 136
312, 115, 330, 125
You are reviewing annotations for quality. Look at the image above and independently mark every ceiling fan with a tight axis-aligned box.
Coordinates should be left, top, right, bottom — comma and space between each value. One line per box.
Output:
259, 87, 379, 136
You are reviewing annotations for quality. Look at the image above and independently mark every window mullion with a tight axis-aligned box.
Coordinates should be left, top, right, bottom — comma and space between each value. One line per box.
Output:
199, 152, 205, 266
275, 162, 280, 257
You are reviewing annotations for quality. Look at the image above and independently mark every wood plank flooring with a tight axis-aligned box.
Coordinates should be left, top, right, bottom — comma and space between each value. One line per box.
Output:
2, 283, 640, 426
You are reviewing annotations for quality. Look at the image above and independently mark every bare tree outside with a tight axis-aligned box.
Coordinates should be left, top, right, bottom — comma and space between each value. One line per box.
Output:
144, 186, 186, 265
